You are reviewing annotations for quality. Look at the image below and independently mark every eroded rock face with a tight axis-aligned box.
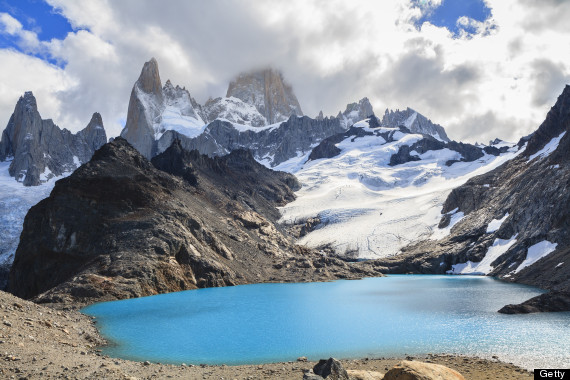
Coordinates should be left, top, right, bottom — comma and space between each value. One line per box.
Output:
364, 86, 570, 312
0, 92, 107, 186
337, 97, 374, 128
8, 138, 377, 306
226, 68, 303, 124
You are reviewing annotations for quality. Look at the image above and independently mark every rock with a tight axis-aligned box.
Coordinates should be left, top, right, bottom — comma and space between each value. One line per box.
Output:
346, 369, 385, 380
303, 370, 325, 380
313, 358, 349, 380
297, 356, 308, 362
201, 96, 267, 127
0, 92, 107, 186
383, 360, 464, 380
226, 68, 303, 124
498, 291, 570, 314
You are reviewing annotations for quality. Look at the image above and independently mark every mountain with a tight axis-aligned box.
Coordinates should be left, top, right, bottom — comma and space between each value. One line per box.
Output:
278, 117, 516, 259
7, 138, 376, 306
200, 96, 267, 127
120, 58, 205, 159
337, 97, 374, 128
363, 85, 570, 312
226, 68, 303, 124
0, 92, 107, 186
381, 107, 450, 142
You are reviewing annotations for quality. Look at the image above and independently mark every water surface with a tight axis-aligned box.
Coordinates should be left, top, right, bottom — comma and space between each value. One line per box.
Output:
82, 275, 570, 369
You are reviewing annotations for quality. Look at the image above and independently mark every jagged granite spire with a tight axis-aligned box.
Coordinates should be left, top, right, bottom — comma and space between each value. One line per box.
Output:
0, 92, 107, 186
338, 97, 374, 128
120, 58, 164, 159
381, 107, 450, 142
226, 68, 303, 124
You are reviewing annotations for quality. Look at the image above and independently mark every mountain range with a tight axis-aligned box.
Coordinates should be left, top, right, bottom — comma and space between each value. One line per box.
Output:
0, 58, 568, 312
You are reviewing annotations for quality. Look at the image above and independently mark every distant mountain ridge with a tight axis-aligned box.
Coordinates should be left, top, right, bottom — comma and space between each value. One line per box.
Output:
0, 91, 107, 186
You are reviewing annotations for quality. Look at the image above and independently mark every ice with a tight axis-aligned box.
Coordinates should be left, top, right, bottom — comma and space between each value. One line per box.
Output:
514, 240, 558, 274
529, 132, 566, 161
486, 213, 509, 233
0, 160, 63, 268
555, 262, 564, 268
431, 209, 465, 240
278, 122, 522, 258
448, 235, 518, 275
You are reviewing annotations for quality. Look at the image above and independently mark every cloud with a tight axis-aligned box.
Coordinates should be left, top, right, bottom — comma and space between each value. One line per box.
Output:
0, 0, 568, 143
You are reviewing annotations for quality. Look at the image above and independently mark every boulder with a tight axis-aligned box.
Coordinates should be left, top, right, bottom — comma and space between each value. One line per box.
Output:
383, 360, 464, 380
313, 357, 349, 380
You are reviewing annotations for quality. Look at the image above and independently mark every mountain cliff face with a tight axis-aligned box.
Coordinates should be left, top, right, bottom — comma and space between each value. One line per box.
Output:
226, 68, 303, 124
0, 92, 107, 186
201, 96, 267, 127
7, 138, 376, 306
381, 107, 450, 142
365, 85, 570, 311
120, 58, 205, 159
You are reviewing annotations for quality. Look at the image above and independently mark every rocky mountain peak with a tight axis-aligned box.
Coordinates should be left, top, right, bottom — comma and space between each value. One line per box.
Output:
226, 68, 303, 124
381, 107, 450, 142
523, 84, 570, 157
338, 97, 374, 128
0, 93, 107, 185
137, 57, 162, 96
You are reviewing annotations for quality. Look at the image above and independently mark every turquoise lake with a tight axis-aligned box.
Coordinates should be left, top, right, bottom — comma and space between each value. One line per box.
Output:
82, 275, 570, 369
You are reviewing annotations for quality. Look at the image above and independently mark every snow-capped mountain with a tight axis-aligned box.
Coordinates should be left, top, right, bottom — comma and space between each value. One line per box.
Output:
277, 118, 517, 259
226, 68, 303, 124
381, 107, 450, 142
337, 97, 374, 128
120, 58, 205, 159
0, 92, 107, 186
201, 96, 267, 128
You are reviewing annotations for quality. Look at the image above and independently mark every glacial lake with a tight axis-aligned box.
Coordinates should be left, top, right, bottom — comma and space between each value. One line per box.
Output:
82, 275, 570, 369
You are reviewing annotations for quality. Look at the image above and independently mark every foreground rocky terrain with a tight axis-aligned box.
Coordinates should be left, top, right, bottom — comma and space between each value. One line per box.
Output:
364, 85, 570, 312
8, 137, 376, 307
0, 290, 532, 379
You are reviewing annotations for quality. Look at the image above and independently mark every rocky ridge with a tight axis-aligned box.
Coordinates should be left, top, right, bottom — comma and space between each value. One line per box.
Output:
364, 85, 570, 312
7, 137, 376, 307
0, 92, 107, 186
381, 107, 450, 142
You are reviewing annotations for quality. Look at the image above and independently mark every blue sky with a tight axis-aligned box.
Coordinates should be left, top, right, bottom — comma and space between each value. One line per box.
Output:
415, 0, 492, 35
0, 0, 568, 144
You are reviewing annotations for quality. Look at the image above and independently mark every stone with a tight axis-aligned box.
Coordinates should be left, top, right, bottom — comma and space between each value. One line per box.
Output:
346, 370, 385, 380
381, 107, 449, 142
313, 358, 349, 380
297, 356, 308, 362
338, 97, 374, 128
383, 360, 464, 380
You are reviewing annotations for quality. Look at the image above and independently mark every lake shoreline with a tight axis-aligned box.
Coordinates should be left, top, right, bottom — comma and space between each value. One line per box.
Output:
0, 289, 535, 379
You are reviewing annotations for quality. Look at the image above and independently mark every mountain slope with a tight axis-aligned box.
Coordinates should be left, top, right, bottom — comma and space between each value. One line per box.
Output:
364, 85, 570, 311
381, 107, 450, 142
7, 138, 376, 306
278, 119, 517, 258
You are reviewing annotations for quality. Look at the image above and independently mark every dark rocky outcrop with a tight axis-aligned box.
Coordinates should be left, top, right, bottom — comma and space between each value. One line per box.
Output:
312, 358, 349, 380
0, 92, 107, 186
363, 85, 570, 312
498, 291, 570, 314
8, 138, 377, 307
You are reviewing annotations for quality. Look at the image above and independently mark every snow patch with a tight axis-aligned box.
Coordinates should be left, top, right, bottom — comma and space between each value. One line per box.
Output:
486, 213, 509, 233
514, 240, 558, 273
431, 209, 465, 240
529, 131, 566, 161
448, 235, 518, 275
555, 262, 564, 268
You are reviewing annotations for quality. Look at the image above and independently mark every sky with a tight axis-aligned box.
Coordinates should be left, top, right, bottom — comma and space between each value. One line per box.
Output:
0, 0, 569, 144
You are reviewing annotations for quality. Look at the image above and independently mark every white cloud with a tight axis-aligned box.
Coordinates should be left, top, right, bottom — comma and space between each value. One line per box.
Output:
0, 0, 568, 143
